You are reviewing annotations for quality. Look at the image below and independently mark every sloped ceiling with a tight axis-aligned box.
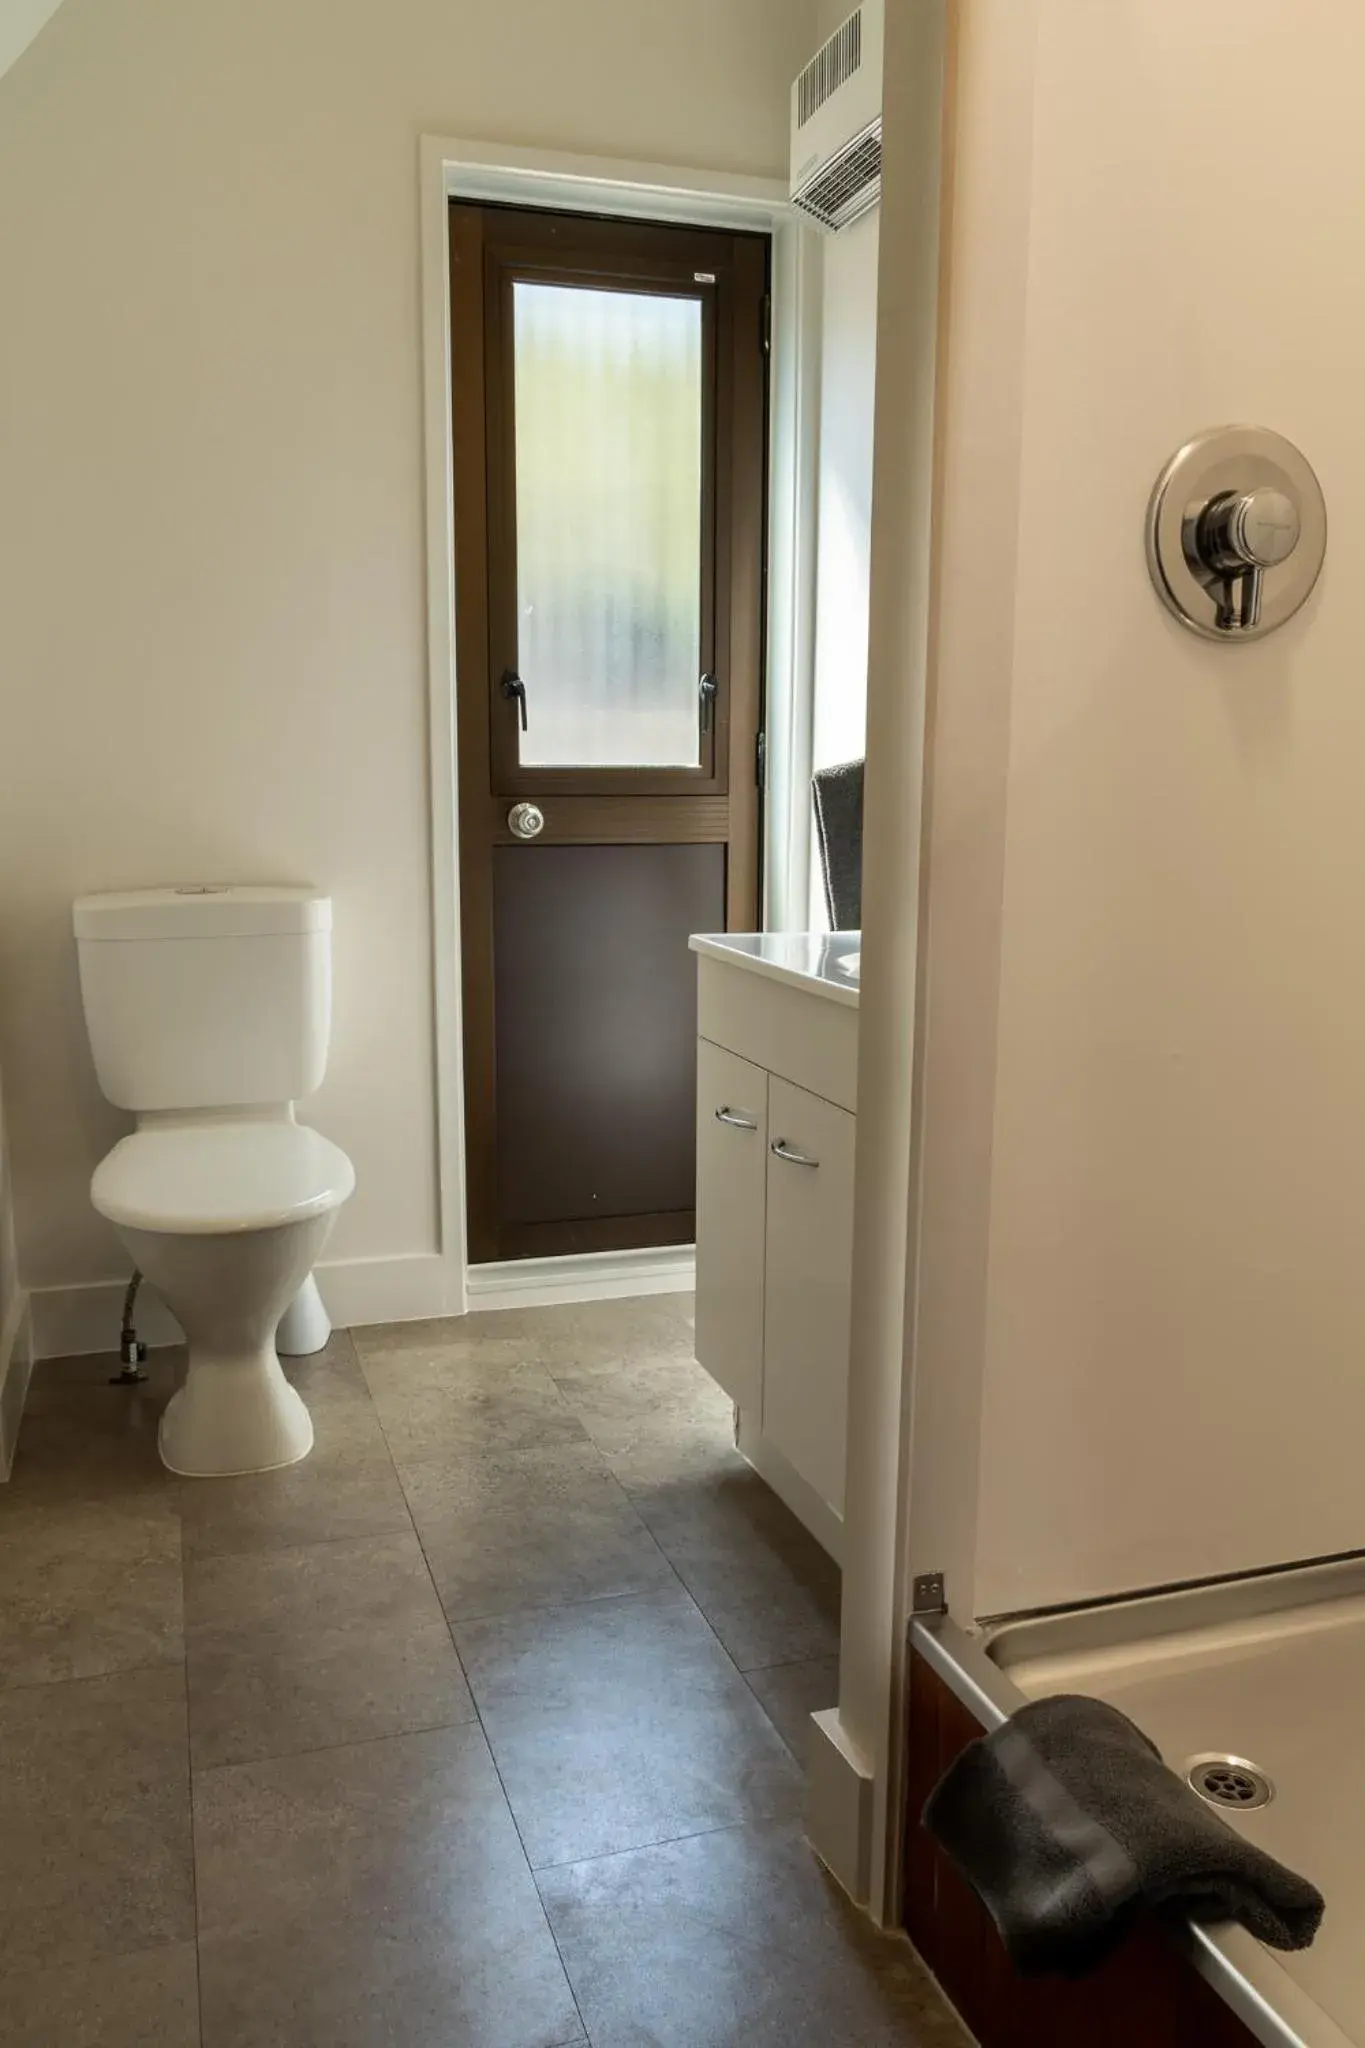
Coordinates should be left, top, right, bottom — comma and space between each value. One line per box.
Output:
0, 0, 69, 85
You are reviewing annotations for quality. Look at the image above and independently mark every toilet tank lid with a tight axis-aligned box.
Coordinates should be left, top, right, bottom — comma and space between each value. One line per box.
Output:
73, 886, 332, 941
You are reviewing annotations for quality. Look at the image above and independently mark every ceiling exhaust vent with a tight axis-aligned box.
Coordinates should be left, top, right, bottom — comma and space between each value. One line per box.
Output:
790, 0, 884, 234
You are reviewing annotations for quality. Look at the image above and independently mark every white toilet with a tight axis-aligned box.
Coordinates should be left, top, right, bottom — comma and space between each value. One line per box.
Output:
73, 885, 355, 1478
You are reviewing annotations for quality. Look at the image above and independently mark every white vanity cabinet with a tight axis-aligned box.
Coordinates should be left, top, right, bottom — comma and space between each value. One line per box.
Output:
694, 1039, 768, 1415
762, 1078, 855, 1521
690, 933, 859, 1560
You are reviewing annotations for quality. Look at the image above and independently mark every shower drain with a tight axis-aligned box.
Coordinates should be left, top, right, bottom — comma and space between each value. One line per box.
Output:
1183, 1754, 1274, 1812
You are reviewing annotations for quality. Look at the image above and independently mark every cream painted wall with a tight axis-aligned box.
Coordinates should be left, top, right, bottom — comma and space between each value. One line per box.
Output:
0, 0, 814, 1316
907, 0, 1365, 1620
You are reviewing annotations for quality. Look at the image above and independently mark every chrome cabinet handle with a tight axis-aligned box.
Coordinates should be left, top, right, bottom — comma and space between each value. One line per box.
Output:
714, 1106, 758, 1131
770, 1139, 819, 1168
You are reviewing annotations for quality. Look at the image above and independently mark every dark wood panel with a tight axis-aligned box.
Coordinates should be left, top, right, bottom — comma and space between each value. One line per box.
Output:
449, 201, 501, 1264
471, 205, 756, 274
490, 796, 731, 847
499, 1210, 694, 1260
903, 1650, 1260, 2048
492, 843, 725, 1239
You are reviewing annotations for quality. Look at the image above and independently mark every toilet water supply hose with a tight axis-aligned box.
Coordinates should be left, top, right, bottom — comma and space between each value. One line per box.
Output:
110, 1270, 149, 1384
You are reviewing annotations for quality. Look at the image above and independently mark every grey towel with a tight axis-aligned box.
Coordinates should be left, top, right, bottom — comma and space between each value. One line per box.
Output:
811, 759, 863, 930
924, 1694, 1323, 1978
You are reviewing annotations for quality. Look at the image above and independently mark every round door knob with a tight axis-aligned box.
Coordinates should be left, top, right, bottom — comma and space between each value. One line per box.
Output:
507, 802, 545, 841
1198, 486, 1301, 573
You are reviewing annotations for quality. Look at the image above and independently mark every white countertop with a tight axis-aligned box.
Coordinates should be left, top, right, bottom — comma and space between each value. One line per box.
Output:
689, 931, 861, 1009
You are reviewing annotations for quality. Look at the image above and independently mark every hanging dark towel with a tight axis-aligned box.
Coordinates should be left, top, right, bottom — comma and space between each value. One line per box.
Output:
923, 1694, 1324, 1978
811, 758, 864, 930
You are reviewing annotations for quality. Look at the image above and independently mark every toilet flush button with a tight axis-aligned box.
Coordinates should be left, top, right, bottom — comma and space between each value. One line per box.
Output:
174, 885, 230, 895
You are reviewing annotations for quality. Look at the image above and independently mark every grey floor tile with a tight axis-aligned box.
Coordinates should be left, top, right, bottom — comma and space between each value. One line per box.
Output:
399, 1446, 674, 1621
279, 1329, 374, 1407
456, 1588, 803, 1868
189, 1617, 475, 1769
0, 1307, 880, 2048
540, 1334, 741, 1502
355, 1295, 695, 1369
0, 1665, 194, 1968
549, 1353, 733, 1461
644, 1289, 695, 1349
744, 1655, 841, 1759
4, 1375, 174, 1506
361, 1348, 591, 1463
185, 1529, 465, 1763
504, 1295, 700, 1371
195, 1722, 583, 2048
0, 1941, 200, 2047
545, 1344, 715, 1403
538, 1818, 972, 2047
178, 1451, 414, 1561
396, 1437, 614, 1513
632, 1463, 841, 1671
185, 1529, 445, 1656
666, 1551, 840, 1672
607, 1428, 751, 1498
475, 1683, 804, 1872
0, 1494, 183, 1687
354, 1322, 541, 1365
177, 1334, 413, 1561
454, 1581, 737, 1714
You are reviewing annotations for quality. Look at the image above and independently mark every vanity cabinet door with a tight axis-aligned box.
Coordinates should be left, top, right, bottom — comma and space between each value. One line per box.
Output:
694, 1039, 768, 1411
763, 1078, 855, 1517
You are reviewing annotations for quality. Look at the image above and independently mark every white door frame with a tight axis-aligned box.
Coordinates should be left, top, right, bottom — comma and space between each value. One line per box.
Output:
418, 134, 821, 1315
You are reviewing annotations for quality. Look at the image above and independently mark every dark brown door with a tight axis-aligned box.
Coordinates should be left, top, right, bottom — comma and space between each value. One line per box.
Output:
450, 202, 769, 1263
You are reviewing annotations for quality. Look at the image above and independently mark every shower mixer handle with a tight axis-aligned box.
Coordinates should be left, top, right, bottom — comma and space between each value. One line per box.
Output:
1146, 426, 1326, 641
1194, 485, 1301, 632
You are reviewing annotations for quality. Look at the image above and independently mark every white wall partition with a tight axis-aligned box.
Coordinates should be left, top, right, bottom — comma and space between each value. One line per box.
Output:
808, 0, 948, 1919
904, 0, 1365, 1630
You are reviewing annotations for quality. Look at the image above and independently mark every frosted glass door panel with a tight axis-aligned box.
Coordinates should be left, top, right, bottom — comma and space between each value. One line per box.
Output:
512, 282, 704, 769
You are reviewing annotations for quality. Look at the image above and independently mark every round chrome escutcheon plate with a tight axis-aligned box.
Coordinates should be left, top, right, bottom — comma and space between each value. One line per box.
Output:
1146, 424, 1326, 641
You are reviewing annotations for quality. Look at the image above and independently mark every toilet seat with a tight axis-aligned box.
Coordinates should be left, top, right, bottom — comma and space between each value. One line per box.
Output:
91, 1122, 355, 1235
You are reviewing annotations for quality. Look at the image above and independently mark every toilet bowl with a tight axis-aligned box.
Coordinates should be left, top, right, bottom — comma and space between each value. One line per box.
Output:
92, 1120, 355, 1476
74, 884, 354, 1478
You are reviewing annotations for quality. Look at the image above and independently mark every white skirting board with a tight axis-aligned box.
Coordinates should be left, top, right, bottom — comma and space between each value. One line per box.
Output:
29, 1245, 694, 1359
29, 1252, 456, 1361
466, 1244, 695, 1313
0, 1289, 33, 1478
